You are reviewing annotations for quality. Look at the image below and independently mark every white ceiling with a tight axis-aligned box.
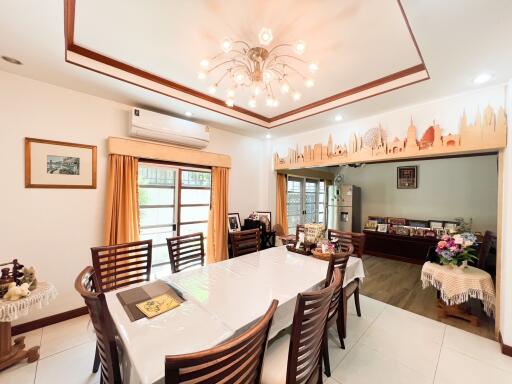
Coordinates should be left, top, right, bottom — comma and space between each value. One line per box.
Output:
74, 0, 421, 118
0, 0, 511, 139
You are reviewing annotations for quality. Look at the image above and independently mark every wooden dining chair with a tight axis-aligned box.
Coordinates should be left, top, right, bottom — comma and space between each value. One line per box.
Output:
261, 269, 342, 384
75, 267, 122, 384
166, 232, 205, 273
327, 229, 366, 258
327, 229, 364, 338
90, 240, 152, 293
322, 248, 352, 377
165, 299, 278, 383
477, 230, 496, 270
230, 228, 261, 257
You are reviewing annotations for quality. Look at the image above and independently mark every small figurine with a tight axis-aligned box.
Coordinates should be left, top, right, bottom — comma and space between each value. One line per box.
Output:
21, 266, 38, 291
3, 282, 31, 301
12, 259, 25, 285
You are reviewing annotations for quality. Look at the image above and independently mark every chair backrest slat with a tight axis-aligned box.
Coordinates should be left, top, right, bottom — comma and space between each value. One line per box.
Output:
327, 229, 366, 258
167, 232, 205, 273
325, 250, 352, 322
75, 267, 122, 384
230, 229, 260, 258
286, 269, 341, 384
91, 240, 152, 292
165, 300, 278, 384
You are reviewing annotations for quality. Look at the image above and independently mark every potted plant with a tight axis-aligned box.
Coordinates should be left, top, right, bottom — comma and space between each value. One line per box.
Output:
435, 232, 478, 269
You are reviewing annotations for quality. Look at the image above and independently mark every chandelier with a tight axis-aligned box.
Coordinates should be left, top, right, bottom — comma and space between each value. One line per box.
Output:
197, 28, 318, 108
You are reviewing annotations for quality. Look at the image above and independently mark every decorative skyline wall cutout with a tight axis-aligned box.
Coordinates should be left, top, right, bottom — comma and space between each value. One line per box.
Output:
273, 106, 507, 170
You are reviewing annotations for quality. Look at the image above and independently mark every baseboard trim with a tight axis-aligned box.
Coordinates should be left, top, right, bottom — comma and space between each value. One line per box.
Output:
12, 306, 89, 336
499, 332, 512, 357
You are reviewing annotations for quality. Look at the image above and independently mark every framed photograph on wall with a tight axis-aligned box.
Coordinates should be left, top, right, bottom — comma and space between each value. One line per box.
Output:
25, 138, 97, 188
227, 212, 242, 232
397, 166, 418, 189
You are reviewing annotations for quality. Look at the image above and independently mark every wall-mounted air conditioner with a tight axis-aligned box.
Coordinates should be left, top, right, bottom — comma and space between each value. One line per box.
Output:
130, 108, 210, 149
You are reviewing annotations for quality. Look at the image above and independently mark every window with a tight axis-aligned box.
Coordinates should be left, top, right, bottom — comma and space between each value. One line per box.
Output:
138, 163, 211, 270
285, 176, 326, 234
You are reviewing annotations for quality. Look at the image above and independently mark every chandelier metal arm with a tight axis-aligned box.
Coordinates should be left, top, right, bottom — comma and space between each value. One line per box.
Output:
279, 63, 306, 79
267, 43, 293, 56
207, 59, 250, 74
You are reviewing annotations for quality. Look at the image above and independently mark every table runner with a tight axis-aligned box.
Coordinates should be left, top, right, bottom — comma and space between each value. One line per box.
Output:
421, 261, 495, 317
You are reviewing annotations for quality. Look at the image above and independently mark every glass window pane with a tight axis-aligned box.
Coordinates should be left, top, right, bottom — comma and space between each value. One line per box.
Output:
180, 206, 209, 222
140, 207, 174, 227
180, 222, 208, 237
138, 164, 176, 186
152, 246, 169, 266
140, 226, 174, 246
181, 189, 210, 205
139, 187, 174, 206
181, 170, 211, 187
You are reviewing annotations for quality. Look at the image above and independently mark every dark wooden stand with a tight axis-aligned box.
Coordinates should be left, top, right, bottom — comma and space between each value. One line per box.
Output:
0, 321, 39, 371
437, 300, 480, 326
363, 230, 438, 264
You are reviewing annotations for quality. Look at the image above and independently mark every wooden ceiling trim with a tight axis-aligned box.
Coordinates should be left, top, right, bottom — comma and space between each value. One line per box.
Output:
64, 0, 429, 129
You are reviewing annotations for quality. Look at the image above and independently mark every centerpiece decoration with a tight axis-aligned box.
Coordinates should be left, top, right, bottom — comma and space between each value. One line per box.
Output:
435, 233, 478, 268
312, 239, 336, 261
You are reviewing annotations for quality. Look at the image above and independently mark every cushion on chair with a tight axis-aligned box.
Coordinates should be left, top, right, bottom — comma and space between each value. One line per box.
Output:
261, 333, 290, 384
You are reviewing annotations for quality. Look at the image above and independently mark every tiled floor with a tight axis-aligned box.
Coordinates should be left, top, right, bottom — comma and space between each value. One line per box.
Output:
1, 295, 511, 384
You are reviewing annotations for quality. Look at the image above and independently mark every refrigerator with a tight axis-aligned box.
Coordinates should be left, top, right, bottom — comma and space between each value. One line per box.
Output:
327, 184, 361, 232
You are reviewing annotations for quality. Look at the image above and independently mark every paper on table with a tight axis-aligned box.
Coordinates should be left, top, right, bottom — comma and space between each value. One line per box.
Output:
136, 294, 181, 318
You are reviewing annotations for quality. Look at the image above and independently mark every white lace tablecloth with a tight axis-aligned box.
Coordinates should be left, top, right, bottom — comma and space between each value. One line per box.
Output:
0, 282, 57, 322
421, 262, 495, 317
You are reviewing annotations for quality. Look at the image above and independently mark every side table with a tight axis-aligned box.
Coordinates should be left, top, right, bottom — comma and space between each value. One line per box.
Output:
0, 282, 57, 371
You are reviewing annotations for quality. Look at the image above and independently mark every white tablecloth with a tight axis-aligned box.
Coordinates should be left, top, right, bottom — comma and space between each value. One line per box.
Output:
105, 246, 365, 384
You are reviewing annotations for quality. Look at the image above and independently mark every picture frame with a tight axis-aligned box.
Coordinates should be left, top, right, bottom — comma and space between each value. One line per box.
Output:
25, 137, 97, 189
256, 211, 272, 232
424, 230, 437, 238
429, 220, 444, 229
443, 221, 458, 231
227, 212, 242, 232
397, 166, 418, 189
368, 216, 387, 224
377, 223, 388, 233
408, 219, 429, 228
395, 226, 410, 236
387, 217, 408, 226
364, 220, 378, 231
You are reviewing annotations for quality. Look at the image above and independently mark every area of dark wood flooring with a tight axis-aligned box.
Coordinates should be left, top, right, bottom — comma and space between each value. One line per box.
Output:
360, 255, 496, 340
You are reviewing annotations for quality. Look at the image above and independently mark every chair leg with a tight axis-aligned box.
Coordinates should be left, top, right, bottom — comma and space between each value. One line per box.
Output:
336, 313, 346, 349
93, 343, 101, 373
342, 295, 348, 339
354, 286, 362, 317
322, 331, 331, 377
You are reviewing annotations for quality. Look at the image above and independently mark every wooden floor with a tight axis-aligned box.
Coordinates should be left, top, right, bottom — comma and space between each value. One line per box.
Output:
360, 255, 496, 340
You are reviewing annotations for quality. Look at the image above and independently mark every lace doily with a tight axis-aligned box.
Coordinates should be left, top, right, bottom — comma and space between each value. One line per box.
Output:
0, 282, 58, 322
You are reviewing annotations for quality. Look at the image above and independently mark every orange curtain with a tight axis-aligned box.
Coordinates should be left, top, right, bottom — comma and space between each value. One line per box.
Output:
275, 173, 288, 236
207, 167, 229, 263
104, 154, 140, 245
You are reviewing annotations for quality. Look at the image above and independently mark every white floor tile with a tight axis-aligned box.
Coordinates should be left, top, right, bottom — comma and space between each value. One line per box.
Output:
443, 325, 512, 374
434, 346, 512, 384
348, 295, 386, 321
0, 362, 37, 384
39, 315, 95, 358
332, 343, 432, 384
35, 341, 100, 384
359, 309, 444, 379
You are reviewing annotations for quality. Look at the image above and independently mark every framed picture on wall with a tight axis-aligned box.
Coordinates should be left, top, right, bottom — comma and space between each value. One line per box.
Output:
25, 137, 97, 188
397, 166, 418, 189
228, 213, 242, 232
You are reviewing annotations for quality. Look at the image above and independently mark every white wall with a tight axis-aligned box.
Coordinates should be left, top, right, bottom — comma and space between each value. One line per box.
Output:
0, 71, 266, 324
339, 156, 498, 233
500, 80, 512, 346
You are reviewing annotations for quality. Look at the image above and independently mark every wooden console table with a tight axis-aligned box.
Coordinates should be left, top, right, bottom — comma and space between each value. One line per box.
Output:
363, 230, 437, 264
0, 282, 57, 371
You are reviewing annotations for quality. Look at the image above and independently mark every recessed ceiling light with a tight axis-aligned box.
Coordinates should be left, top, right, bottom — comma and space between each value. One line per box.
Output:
185, 111, 192, 117
334, 114, 343, 122
473, 73, 493, 85
265, 133, 272, 139
1, 55, 22, 65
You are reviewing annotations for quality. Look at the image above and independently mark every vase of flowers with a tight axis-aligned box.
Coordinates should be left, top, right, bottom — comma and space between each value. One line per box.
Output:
435, 232, 478, 269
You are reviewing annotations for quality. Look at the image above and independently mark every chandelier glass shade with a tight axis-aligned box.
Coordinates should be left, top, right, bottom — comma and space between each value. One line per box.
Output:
198, 28, 318, 109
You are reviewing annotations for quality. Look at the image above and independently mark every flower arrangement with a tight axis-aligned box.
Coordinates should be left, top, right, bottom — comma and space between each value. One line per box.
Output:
318, 239, 335, 254
435, 232, 478, 266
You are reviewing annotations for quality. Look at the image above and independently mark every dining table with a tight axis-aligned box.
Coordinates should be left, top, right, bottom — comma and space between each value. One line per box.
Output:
105, 246, 365, 384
